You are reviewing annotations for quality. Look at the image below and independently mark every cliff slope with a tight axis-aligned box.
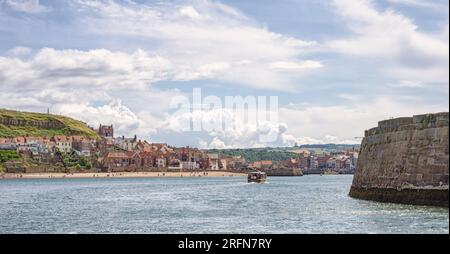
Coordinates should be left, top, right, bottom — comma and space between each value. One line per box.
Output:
349, 112, 449, 207
0, 108, 98, 138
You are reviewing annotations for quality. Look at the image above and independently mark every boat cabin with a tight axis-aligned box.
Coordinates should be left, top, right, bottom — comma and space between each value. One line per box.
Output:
247, 171, 267, 183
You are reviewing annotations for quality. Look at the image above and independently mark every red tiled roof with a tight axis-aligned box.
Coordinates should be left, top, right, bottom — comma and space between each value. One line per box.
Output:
15, 137, 26, 143
25, 136, 44, 142
54, 136, 71, 142
126, 151, 140, 158
71, 136, 85, 142
105, 152, 129, 159
139, 151, 155, 158
0, 138, 14, 144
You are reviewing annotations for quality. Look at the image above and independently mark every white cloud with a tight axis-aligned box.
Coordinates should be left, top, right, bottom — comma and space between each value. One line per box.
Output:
1, 44, 446, 147
71, 0, 320, 90
0, 47, 187, 139
329, 0, 449, 85
150, 97, 441, 148
0, 47, 172, 93
386, 0, 447, 10
279, 95, 449, 145
336, 93, 361, 101
0, 3, 319, 145
2, 0, 47, 13
179, 6, 200, 19
0, 0, 448, 149
386, 65, 449, 84
209, 137, 228, 149
392, 80, 425, 88
157, 107, 296, 148
54, 99, 151, 137
269, 61, 323, 70
151, 94, 446, 147
6, 46, 32, 57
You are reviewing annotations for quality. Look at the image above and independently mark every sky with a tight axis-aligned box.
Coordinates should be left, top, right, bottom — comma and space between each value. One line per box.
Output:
0, 0, 448, 148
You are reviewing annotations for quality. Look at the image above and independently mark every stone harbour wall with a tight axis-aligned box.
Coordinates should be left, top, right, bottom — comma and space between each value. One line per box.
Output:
349, 112, 449, 207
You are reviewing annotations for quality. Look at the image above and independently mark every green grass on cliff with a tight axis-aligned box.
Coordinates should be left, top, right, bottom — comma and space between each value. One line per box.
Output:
0, 150, 20, 172
0, 150, 20, 163
0, 108, 99, 138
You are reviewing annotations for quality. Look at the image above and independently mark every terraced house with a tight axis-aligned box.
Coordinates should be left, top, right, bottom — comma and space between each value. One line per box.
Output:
53, 136, 72, 153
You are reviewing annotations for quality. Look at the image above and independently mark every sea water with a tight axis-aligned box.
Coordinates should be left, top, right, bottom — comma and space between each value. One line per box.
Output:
0, 175, 448, 233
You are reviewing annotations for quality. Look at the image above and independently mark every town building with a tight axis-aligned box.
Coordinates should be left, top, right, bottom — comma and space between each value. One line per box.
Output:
136, 140, 152, 152
98, 124, 114, 139
72, 136, 93, 156
168, 158, 182, 170
115, 135, 138, 151
0, 138, 16, 150
53, 136, 72, 153
139, 152, 155, 168
103, 152, 131, 169
299, 157, 309, 170
97, 137, 115, 156
156, 156, 167, 168
207, 154, 219, 170
14, 137, 26, 146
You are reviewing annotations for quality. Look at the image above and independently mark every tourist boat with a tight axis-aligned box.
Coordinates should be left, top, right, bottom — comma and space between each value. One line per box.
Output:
247, 171, 267, 183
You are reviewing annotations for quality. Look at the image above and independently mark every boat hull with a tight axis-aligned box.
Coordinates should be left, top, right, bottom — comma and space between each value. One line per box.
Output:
248, 179, 267, 183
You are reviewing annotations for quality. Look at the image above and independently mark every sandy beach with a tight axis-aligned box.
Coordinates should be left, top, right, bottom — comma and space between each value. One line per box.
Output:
0, 171, 246, 180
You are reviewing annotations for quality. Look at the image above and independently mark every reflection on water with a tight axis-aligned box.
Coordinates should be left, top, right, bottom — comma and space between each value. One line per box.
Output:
0, 175, 448, 233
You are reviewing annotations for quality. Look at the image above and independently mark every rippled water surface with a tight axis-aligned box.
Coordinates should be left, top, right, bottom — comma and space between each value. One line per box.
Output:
0, 175, 448, 233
